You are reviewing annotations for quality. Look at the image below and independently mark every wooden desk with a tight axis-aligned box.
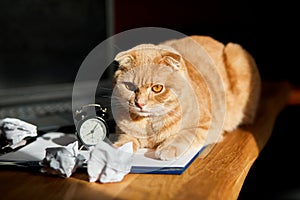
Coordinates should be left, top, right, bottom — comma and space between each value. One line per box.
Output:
0, 82, 290, 200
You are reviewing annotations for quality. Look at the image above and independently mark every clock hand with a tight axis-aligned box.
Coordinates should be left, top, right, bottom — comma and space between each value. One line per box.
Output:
91, 123, 98, 132
86, 123, 99, 136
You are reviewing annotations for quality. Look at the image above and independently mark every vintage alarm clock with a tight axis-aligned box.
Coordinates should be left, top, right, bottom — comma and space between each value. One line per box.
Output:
75, 104, 109, 149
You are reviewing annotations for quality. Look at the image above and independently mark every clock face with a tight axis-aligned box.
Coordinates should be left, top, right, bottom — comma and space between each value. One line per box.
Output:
78, 118, 107, 146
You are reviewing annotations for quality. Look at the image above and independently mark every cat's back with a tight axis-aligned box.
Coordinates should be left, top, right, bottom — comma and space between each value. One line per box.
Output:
162, 35, 261, 131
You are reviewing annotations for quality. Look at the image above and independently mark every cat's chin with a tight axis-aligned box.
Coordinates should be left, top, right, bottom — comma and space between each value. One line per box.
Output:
134, 111, 152, 117
128, 106, 152, 117
130, 109, 163, 117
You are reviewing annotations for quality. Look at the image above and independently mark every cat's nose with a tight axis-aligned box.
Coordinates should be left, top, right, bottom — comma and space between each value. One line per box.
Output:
135, 101, 145, 109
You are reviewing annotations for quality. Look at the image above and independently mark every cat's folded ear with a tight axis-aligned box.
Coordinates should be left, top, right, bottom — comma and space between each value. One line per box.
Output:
113, 52, 135, 85
114, 44, 185, 71
159, 52, 184, 70
115, 51, 135, 71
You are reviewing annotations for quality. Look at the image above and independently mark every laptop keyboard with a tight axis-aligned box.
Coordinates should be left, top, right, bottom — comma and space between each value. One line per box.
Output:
0, 96, 115, 133
0, 101, 73, 119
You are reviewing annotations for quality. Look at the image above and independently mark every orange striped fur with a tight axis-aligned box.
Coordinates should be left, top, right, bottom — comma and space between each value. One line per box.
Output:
112, 36, 261, 160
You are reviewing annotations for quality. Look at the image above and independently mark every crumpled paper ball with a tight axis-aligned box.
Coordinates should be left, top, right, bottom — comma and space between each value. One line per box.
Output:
87, 141, 133, 183
0, 118, 37, 145
40, 141, 85, 178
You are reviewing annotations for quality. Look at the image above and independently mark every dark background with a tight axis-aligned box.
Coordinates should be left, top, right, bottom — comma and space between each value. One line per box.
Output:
0, 0, 107, 89
1, 0, 299, 89
114, 0, 300, 87
1, 0, 299, 199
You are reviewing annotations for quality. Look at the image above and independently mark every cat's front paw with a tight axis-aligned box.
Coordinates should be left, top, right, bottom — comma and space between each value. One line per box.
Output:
113, 137, 139, 152
155, 144, 184, 161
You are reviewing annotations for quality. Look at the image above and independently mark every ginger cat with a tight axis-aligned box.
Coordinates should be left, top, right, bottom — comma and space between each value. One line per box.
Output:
111, 35, 261, 160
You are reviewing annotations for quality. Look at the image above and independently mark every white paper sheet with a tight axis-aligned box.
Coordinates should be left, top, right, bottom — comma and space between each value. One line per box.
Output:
0, 132, 204, 174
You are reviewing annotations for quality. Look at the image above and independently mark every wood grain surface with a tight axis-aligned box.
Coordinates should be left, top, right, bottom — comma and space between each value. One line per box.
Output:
0, 81, 290, 200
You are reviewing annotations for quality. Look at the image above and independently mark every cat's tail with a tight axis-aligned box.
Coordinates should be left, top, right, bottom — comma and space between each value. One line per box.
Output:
222, 43, 261, 131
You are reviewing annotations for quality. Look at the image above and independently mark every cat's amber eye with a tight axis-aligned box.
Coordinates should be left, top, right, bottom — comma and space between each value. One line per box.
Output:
151, 84, 164, 93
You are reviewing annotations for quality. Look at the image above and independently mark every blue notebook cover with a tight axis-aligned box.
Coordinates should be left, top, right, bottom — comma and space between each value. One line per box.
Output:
129, 146, 206, 175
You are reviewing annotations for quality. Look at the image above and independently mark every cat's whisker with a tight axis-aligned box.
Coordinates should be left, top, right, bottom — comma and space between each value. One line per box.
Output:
97, 86, 113, 91
111, 102, 129, 108
97, 95, 125, 102
110, 96, 126, 100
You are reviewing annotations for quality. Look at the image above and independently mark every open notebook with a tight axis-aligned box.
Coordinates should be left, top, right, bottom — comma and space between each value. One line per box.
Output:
0, 132, 205, 175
